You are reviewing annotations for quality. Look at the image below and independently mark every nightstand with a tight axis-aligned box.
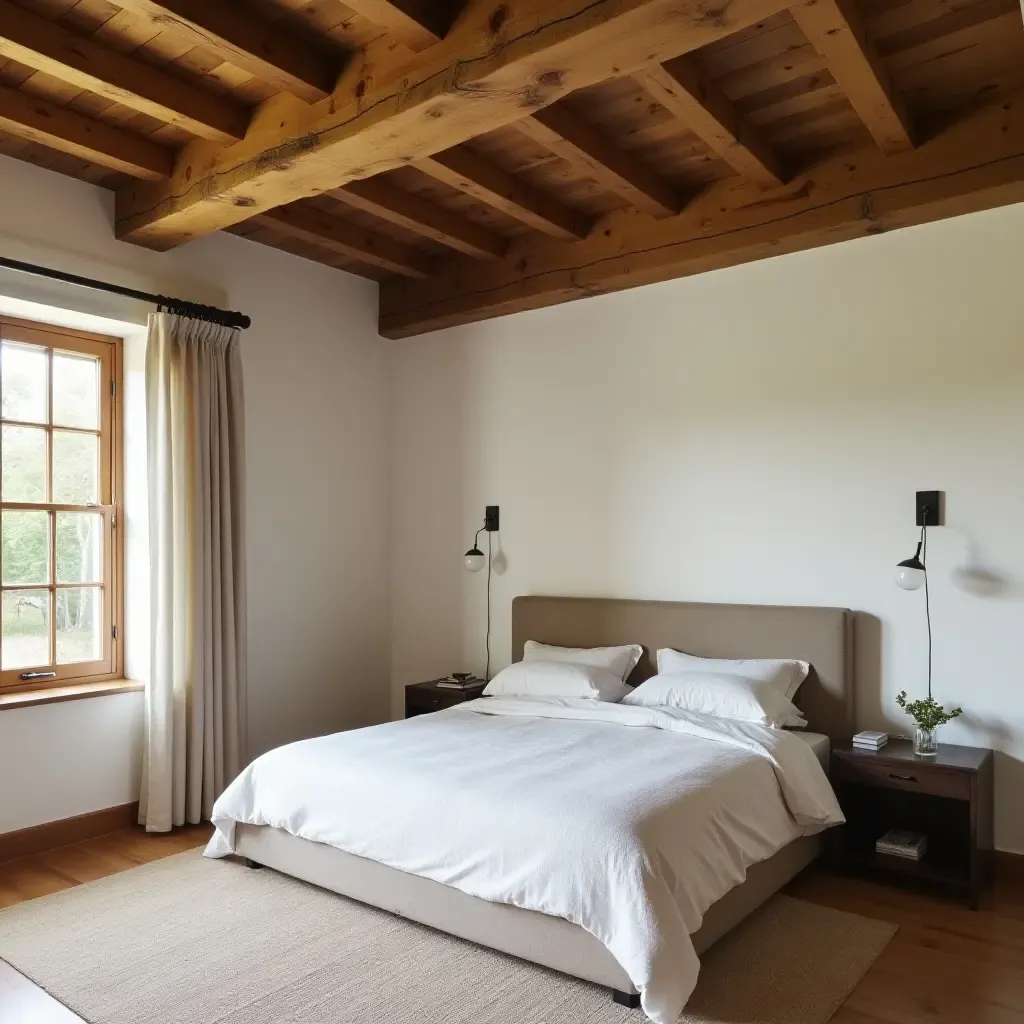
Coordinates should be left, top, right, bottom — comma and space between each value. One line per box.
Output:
830, 740, 994, 908
405, 679, 486, 718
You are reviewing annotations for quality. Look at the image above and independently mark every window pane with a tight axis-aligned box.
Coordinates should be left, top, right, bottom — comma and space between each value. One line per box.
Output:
53, 351, 100, 429
52, 430, 98, 504
57, 587, 101, 664
1, 509, 50, 585
1, 424, 47, 501
2, 589, 50, 670
1, 342, 47, 424
56, 512, 103, 583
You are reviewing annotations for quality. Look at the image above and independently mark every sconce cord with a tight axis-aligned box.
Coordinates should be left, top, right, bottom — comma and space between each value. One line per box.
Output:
485, 531, 492, 682
922, 514, 932, 702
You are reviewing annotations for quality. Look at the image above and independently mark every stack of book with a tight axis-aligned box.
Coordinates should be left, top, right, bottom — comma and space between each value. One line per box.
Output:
875, 829, 928, 861
852, 730, 888, 751
435, 675, 485, 690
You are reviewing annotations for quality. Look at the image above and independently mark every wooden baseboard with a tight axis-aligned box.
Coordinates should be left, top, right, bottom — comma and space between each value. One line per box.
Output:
0, 802, 139, 864
996, 850, 1024, 881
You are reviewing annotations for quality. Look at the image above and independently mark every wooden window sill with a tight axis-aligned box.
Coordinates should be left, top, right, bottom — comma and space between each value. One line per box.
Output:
0, 679, 144, 711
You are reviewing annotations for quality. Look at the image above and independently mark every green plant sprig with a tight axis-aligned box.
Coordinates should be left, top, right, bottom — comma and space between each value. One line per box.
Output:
896, 691, 963, 731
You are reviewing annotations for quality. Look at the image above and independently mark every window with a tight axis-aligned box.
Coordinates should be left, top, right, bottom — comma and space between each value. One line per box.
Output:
1, 316, 122, 693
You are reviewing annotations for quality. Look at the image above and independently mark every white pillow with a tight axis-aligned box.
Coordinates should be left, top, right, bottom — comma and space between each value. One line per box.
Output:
524, 641, 643, 683
622, 671, 805, 728
656, 649, 810, 700
484, 661, 630, 702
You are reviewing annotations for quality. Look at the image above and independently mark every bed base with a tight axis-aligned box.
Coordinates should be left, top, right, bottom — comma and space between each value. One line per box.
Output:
234, 823, 822, 1001
613, 989, 642, 1008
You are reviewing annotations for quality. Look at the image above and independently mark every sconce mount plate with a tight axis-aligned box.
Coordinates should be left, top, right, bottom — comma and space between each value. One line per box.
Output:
916, 491, 942, 527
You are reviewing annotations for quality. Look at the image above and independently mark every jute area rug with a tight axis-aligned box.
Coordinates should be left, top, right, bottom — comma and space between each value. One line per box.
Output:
0, 849, 895, 1024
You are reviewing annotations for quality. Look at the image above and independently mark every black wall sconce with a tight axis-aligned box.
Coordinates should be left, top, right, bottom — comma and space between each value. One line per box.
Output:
464, 506, 499, 679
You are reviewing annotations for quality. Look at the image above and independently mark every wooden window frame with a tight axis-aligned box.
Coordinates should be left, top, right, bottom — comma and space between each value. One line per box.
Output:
0, 315, 123, 696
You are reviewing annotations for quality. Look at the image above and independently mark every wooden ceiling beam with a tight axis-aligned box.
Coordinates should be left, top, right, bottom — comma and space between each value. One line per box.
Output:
791, 0, 913, 155
378, 94, 1024, 337
416, 148, 591, 242
113, 0, 789, 248
0, 83, 172, 179
258, 204, 434, 278
338, 0, 450, 52
109, 0, 340, 102
636, 58, 784, 187
0, 0, 248, 143
516, 105, 680, 217
332, 178, 508, 260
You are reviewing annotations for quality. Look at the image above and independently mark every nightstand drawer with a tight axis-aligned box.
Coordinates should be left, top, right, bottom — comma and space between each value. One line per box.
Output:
409, 693, 443, 713
835, 757, 972, 801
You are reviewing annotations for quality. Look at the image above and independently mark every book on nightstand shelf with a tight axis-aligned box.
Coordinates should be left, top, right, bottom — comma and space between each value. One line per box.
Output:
875, 829, 928, 860
852, 730, 889, 750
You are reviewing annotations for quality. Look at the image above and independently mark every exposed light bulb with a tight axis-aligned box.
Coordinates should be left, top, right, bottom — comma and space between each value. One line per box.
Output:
896, 564, 926, 590
464, 547, 485, 572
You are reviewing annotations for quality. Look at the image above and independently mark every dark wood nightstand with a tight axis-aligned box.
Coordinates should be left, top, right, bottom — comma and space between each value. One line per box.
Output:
830, 739, 994, 908
405, 679, 486, 718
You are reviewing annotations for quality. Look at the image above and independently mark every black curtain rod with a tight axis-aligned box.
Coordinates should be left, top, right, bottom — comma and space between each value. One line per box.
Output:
0, 256, 251, 330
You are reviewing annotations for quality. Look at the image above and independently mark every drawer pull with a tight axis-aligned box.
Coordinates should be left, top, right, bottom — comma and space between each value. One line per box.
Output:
888, 773, 918, 783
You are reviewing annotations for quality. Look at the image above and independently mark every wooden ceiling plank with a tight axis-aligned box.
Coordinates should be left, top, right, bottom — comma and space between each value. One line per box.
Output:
791, 0, 913, 154
338, 0, 448, 52
108, 0, 341, 101
333, 177, 507, 259
93, 7, 162, 54
636, 58, 785, 187
0, 0, 248, 142
259, 204, 434, 278
377, 93, 1024, 338
515, 104, 680, 216
113, 0, 790, 248
416, 148, 592, 242
0, 81, 172, 178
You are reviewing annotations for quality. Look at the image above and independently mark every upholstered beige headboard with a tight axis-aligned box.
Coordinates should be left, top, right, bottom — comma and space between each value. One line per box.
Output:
511, 596, 855, 743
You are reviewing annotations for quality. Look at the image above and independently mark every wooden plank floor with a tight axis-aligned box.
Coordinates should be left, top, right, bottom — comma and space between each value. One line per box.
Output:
0, 827, 1021, 1023
788, 862, 1024, 1024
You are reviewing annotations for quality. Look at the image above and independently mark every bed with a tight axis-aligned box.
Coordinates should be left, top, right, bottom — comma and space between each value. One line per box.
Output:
209, 597, 853, 1022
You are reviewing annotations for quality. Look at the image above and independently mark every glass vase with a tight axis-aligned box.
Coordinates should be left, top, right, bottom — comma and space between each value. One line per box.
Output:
914, 725, 938, 757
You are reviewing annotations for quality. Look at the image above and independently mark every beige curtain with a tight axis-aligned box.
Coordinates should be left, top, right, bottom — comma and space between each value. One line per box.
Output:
139, 313, 247, 832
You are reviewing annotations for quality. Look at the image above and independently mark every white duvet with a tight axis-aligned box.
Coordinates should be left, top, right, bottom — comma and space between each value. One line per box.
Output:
206, 697, 843, 1023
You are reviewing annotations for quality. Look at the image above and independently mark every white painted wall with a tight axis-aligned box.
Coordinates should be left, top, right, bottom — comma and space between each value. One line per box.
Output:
0, 693, 144, 832
390, 202, 1024, 853
0, 155, 390, 833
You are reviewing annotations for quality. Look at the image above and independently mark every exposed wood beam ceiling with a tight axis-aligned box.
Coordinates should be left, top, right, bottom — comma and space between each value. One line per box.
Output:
416, 149, 592, 243
332, 179, 507, 260
635, 59, 785, 188
514, 105, 680, 216
258, 205, 434, 279
107, 0, 342, 102
790, 0, 914, 154
0, 0, 248, 143
379, 96, 1024, 337
0, 0, 1019, 329
0, 83, 172, 179
339, 0, 451, 52
113, 0, 789, 247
